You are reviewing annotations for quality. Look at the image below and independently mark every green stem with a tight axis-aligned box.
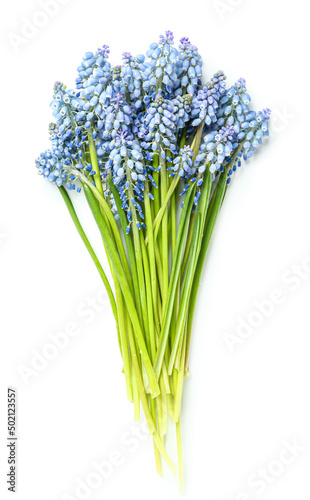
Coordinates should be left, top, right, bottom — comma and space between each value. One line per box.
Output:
160, 156, 169, 310
107, 178, 142, 319
144, 179, 160, 334
80, 144, 134, 386
83, 183, 160, 398
168, 171, 212, 374
126, 318, 156, 430
140, 231, 156, 361
176, 418, 184, 493
180, 211, 196, 277
115, 286, 133, 402
185, 173, 227, 371
146, 174, 179, 246
152, 154, 160, 221
58, 187, 118, 325
76, 172, 133, 289
168, 214, 201, 374
154, 183, 196, 378
155, 244, 163, 297
152, 154, 162, 253
179, 128, 187, 149
170, 188, 178, 343
192, 121, 204, 160
172, 319, 187, 424
158, 375, 168, 437
87, 130, 104, 197
127, 314, 176, 473
131, 357, 140, 420
126, 167, 151, 355
150, 397, 163, 475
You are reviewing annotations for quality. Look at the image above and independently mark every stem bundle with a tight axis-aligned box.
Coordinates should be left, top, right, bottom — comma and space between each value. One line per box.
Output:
58, 126, 230, 490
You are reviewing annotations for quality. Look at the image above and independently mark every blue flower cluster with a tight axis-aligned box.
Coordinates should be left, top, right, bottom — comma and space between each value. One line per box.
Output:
35, 122, 79, 190
191, 71, 227, 127
177, 38, 202, 95
171, 146, 194, 179
141, 92, 178, 156
36, 32, 270, 227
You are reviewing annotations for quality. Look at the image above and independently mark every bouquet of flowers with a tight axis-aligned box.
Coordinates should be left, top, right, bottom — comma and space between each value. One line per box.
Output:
35, 31, 270, 491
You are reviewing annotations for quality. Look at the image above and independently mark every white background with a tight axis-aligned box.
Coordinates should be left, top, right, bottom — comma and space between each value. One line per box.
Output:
1, 1, 309, 499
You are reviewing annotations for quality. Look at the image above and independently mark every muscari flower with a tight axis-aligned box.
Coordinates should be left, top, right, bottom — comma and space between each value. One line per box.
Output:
104, 130, 147, 231
176, 37, 203, 95
76, 45, 111, 90
141, 92, 178, 157
170, 145, 194, 179
36, 33, 271, 224
35, 122, 80, 189
142, 31, 179, 95
120, 52, 147, 110
190, 70, 227, 128
173, 94, 192, 129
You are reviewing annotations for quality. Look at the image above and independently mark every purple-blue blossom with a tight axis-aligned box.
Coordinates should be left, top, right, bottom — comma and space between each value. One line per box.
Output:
36, 33, 271, 224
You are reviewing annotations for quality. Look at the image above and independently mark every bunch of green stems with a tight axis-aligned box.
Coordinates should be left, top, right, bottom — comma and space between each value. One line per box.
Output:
58, 123, 232, 491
